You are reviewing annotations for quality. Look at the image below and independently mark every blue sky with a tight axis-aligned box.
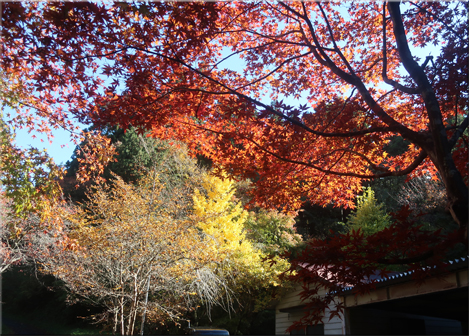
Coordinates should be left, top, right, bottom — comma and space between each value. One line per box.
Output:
8, 111, 87, 166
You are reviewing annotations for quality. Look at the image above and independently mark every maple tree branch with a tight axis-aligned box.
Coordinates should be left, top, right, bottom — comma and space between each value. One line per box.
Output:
276, 1, 329, 65
216, 1, 260, 35
356, 57, 382, 74
277, 2, 306, 25
388, 3, 468, 218
322, 148, 389, 173
127, 45, 396, 139
420, 56, 433, 70
388, 3, 440, 110
234, 50, 314, 90
210, 42, 277, 69
317, 3, 356, 77
376, 88, 398, 104
266, 1, 303, 24
279, 2, 352, 79
381, 4, 419, 95
239, 28, 310, 47
171, 86, 230, 96
324, 138, 366, 178
172, 117, 400, 180
244, 135, 427, 179
178, 86, 394, 138
225, 24, 336, 53
194, 92, 206, 119
454, 92, 460, 127
61, 48, 130, 62
323, 147, 350, 177
296, 3, 354, 83
408, 2, 466, 42
279, 2, 421, 144
448, 115, 468, 149
314, 88, 357, 139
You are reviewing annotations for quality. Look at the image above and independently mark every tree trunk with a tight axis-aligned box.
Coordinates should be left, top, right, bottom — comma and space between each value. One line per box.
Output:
428, 150, 468, 242
127, 275, 139, 335
120, 299, 125, 336
140, 274, 151, 335
388, 1, 468, 245
114, 307, 118, 335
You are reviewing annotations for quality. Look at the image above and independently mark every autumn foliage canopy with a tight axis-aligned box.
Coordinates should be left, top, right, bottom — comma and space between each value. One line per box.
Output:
2, 0, 468, 329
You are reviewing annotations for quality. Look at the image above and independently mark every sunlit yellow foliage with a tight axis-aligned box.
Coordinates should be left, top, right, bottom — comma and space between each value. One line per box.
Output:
193, 172, 249, 255
193, 172, 290, 295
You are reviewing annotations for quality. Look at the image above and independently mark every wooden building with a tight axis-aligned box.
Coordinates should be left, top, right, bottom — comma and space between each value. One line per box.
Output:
275, 257, 468, 335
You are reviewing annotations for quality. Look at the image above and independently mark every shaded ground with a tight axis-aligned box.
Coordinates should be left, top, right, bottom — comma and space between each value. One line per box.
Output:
2, 314, 49, 335
1, 265, 106, 335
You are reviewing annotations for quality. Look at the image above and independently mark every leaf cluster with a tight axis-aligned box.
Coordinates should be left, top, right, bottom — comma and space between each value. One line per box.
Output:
342, 187, 392, 236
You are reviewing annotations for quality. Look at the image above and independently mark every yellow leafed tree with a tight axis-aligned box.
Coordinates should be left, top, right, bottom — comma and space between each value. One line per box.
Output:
193, 173, 290, 304
193, 173, 249, 256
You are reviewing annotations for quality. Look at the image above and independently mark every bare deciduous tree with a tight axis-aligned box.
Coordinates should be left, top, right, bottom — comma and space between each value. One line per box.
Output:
35, 170, 233, 335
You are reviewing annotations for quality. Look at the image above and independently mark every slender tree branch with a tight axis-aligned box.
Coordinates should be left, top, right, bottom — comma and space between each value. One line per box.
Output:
409, 2, 466, 42
279, 2, 422, 144
233, 51, 314, 90
127, 46, 395, 139
381, 3, 419, 95
448, 115, 468, 149
247, 136, 427, 179
177, 117, 427, 180
239, 28, 310, 47
210, 41, 278, 69
420, 56, 433, 70
317, 3, 356, 77
62, 48, 130, 62
356, 57, 383, 74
